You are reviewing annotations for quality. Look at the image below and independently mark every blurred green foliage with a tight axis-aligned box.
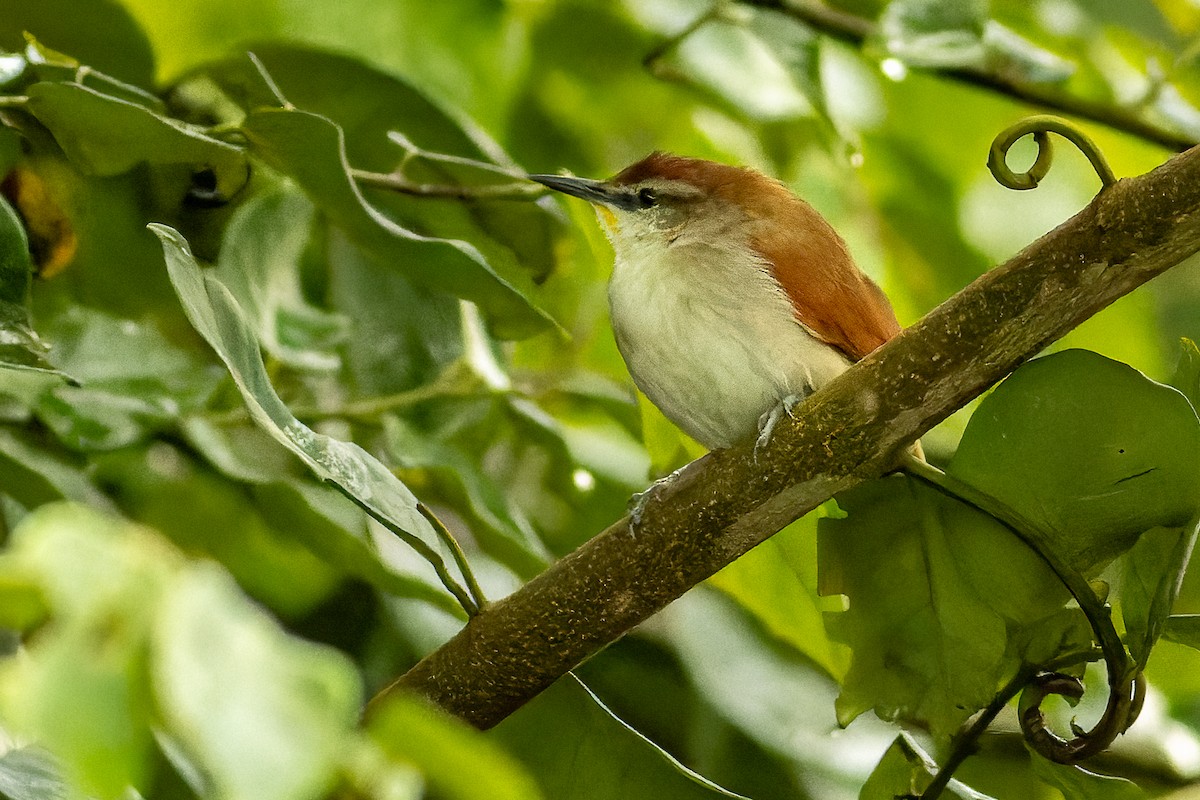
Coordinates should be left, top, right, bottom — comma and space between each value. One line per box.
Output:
2, 1, 1200, 799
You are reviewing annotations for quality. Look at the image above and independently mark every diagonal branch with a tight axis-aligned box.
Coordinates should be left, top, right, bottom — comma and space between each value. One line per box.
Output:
369, 143, 1200, 730
739, 0, 1197, 152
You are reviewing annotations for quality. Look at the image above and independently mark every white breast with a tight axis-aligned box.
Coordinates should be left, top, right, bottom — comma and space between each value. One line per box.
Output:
607, 230, 850, 450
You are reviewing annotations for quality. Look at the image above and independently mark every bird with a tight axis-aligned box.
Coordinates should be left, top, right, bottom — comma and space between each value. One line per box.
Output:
531, 152, 901, 455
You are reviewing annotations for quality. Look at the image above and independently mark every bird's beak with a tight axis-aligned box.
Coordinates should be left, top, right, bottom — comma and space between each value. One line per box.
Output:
528, 174, 641, 211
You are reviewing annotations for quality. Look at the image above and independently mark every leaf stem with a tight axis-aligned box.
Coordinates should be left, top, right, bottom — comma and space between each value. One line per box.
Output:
419, 503, 488, 613
329, 481, 478, 617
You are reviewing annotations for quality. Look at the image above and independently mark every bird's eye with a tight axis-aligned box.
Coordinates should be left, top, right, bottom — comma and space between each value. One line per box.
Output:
637, 188, 658, 208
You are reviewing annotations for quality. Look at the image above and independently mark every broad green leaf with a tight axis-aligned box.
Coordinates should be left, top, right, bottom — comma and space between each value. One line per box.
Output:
368, 694, 543, 800
491, 675, 748, 799
239, 108, 552, 338
861, 733, 995, 800
24, 82, 246, 194
0, 571, 48, 631
1118, 522, 1199, 666
0, 746, 66, 800
151, 223, 471, 607
0, 194, 65, 380
152, 562, 361, 800
212, 188, 346, 371
818, 476, 1010, 737
0, 504, 176, 799
949, 349, 1200, 573
191, 44, 562, 285
0, 0, 155, 88
706, 510, 845, 678
180, 416, 300, 484
33, 307, 219, 451
1028, 748, 1146, 800
1163, 614, 1200, 650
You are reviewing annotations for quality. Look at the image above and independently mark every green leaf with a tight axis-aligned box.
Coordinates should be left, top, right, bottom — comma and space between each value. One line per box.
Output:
212, 188, 346, 371
861, 733, 996, 800
383, 416, 549, 578
34, 307, 219, 451
1028, 748, 1146, 800
192, 44, 563, 285
0, 193, 66, 380
239, 108, 552, 338
818, 476, 1010, 737
152, 562, 361, 800
0, 746, 66, 800
706, 510, 845, 678
949, 349, 1200, 573
151, 223, 471, 606
1118, 522, 1199, 666
0, 570, 49, 631
1169, 337, 1200, 410
368, 694, 544, 800
326, 228, 464, 397
491, 675, 748, 799
0, 504, 175, 799
24, 82, 246, 194
0, 0, 155, 88
0, 426, 114, 510
1163, 614, 1200, 650
875, 0, 1072, 83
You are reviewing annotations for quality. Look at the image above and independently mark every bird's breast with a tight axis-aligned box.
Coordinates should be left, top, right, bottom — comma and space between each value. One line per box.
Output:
607, 237, 850, 450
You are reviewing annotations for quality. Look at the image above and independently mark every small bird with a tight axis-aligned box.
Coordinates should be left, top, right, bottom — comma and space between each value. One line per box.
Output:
531, 152, 901, 453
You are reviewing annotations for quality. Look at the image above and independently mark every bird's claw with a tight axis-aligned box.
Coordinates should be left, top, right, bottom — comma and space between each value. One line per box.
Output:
627, 471, 680, 533
754, 393, 803, 458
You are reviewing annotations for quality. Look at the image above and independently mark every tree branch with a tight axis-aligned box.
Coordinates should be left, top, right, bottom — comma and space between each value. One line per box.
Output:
369, 144, 1200, 730
739, 0, 1197, 152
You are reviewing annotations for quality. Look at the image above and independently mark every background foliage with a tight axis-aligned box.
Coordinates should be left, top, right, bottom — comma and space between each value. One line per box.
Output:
2, 0, 1200, 799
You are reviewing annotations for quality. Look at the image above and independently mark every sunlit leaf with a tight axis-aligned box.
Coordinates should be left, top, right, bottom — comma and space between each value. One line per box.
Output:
1028, 748, 1146, 800
0, 746, 66, 800
368, 693, 543, 800
0, 504, 174, 799
861, 733, 996, 800
491, 674, 748, 799
949, 350, 1200, 573
153, 562, 361, 800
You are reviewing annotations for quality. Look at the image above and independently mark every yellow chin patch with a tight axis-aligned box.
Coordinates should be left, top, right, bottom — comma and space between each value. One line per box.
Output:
596, 205, 618, 233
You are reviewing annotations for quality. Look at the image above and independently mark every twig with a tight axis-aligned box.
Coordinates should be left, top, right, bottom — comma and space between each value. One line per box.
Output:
351, 168, 545, 200
737, 0, 1197, 151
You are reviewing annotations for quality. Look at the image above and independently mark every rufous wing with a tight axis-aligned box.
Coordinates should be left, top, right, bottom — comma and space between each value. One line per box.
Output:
751, 195, 900, 362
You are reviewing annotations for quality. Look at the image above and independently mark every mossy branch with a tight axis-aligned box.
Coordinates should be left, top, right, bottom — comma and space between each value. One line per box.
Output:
370, 143, 1200, 730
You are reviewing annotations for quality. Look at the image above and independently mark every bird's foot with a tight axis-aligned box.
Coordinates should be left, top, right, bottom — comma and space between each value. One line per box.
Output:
628, 471, 680, 533
754, 394, 803, 458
